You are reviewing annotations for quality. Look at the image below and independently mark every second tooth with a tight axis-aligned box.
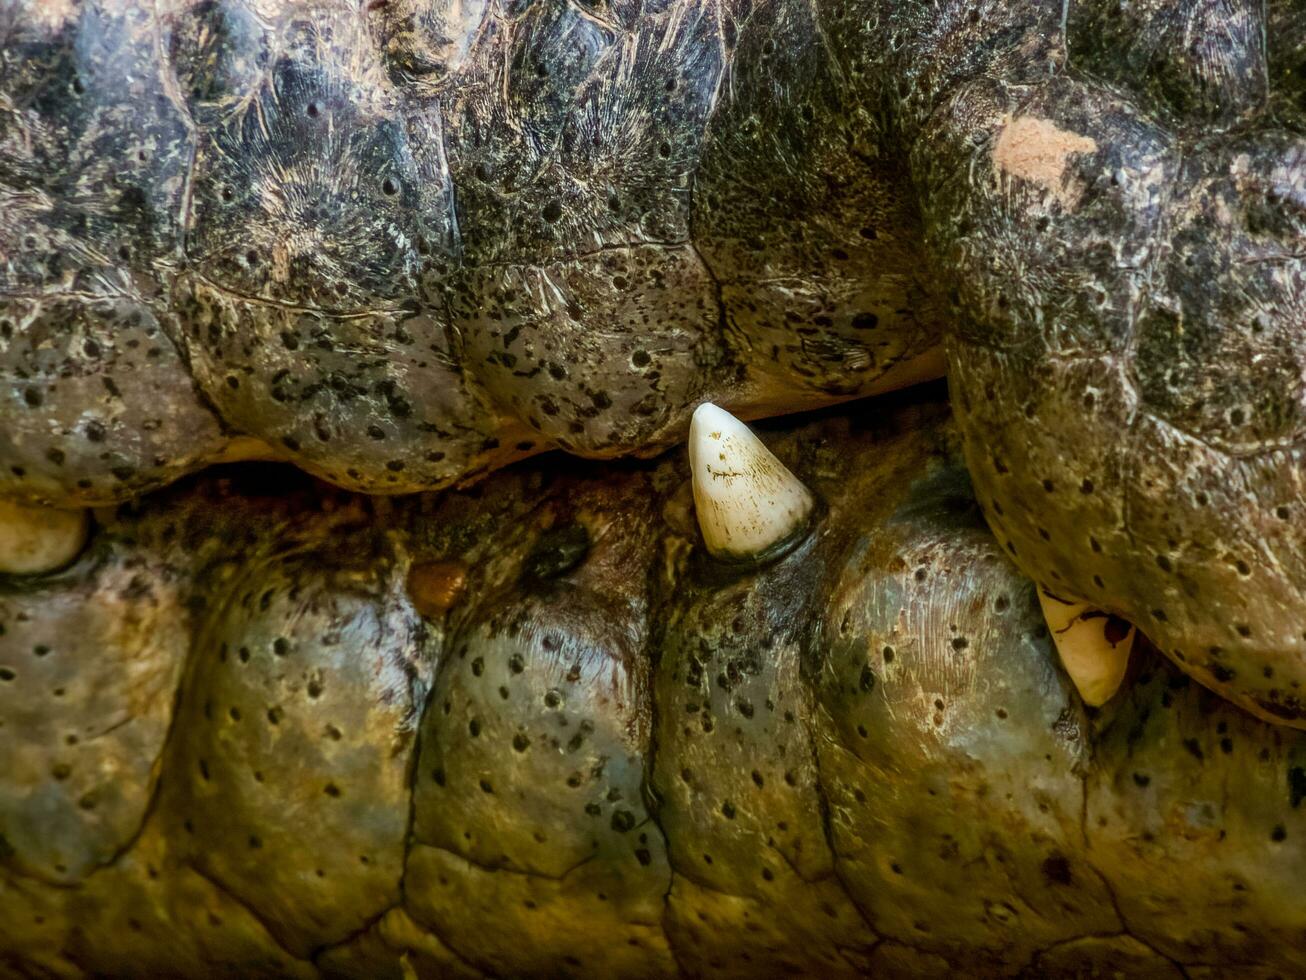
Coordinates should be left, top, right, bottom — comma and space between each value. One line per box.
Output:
1038, 588, 1135, 707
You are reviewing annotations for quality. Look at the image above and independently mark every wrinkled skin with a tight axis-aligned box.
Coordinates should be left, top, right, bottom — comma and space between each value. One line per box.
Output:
0, 0, 945, 507
4, 394, 1306, 978
6, 0, 1306, 722
935, 1, 1306, 728
6, 0, 1306, 973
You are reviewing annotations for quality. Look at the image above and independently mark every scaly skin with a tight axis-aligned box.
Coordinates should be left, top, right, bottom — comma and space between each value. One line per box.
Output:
7, 0, 1306, 722
4, 392, 1306, 978
5, 1, 1306, 972
927, 1, 1306, 725
0, 0, 946, 506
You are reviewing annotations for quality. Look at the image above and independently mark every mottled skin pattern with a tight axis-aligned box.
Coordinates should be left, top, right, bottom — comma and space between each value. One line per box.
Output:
5, 396, 1306, 978
7, 0, 1306, 723
5, 0, 1306, 973
0, 0, 945, 508
930, 1, 1306, 727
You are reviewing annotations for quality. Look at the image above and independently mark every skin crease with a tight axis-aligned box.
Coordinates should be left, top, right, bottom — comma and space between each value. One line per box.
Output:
4, 0, 1305, 721
3, 392, 1306, 978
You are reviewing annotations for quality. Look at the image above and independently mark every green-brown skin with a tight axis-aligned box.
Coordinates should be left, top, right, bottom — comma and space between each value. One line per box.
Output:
931, 1, 1306, 729
5, 392, 1306, 978
5, 0, 1306, 972
0, 0, 945, 509
7, 0, 1306, 723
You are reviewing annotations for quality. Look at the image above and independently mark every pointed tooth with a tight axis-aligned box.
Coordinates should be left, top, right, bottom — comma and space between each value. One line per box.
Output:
688, 402, 815, 561
1038, 588, 1134, 707
0, 499, 89, 575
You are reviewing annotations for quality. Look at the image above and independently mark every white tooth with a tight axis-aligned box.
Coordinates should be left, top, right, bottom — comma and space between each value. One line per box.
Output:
0, 499, 89, 575
689, 402, 814, 561
1038, 588, 1134, 707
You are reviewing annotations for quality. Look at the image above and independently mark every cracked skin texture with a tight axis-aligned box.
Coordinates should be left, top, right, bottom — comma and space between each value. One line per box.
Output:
0, 0, 945, 509
7, 0, 1306, 725
4, 393, 1306, 977
5, 0, 1306, 971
